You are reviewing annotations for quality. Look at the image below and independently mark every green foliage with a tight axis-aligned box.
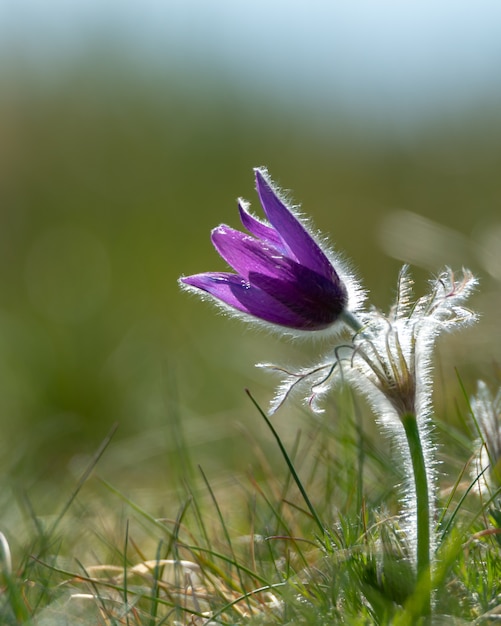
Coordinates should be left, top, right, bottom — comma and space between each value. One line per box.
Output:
1, 381, 501, 624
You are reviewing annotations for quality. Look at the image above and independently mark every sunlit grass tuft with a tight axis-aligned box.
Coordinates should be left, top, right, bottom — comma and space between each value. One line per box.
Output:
1, 378, 501, 625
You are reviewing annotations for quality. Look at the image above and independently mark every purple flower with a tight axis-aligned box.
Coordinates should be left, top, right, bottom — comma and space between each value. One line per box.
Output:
180, 168, 362, 333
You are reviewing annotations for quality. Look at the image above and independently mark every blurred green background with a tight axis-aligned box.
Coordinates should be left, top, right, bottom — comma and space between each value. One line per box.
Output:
0, 2, 501, 511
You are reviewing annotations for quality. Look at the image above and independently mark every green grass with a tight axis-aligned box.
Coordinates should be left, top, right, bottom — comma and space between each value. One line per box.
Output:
1, 378, 500, 625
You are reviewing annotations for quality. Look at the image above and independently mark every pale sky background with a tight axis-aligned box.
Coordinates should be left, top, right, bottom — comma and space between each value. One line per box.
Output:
2, 1, 501, 126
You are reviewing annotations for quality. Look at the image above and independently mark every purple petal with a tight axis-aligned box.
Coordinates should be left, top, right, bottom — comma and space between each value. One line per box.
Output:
210, 225, 347, 326
180, 272, 313, 329
254, 169, 336, 281
211, 225, 291, 280
250, 270, 346, 330
238, 200, 285, 252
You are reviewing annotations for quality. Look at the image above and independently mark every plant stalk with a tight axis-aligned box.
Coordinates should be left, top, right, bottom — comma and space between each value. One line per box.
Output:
401, 412, 432, 617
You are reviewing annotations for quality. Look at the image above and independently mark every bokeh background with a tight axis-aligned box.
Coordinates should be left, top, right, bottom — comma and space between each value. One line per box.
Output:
1, 1, 501, 513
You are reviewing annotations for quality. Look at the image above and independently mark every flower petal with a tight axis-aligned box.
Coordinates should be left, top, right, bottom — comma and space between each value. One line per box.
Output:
211, 225, 291, 280
210, 225, 347, 328
238, 200, 286, 252
250, 267, 347, 329
180, 272, 313, 329
254, 168, 337, 281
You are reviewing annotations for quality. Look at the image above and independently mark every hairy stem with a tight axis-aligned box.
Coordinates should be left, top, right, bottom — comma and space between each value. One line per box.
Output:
340, 309, 363, 333
401, 412, 432, 616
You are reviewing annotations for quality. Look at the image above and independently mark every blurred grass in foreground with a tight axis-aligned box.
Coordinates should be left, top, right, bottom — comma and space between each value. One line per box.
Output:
1, 381, 500, 624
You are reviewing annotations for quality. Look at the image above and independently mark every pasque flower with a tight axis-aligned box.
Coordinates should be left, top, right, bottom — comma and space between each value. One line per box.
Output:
266, 266, 477, 416
179, 170, 479, 615
267, 266, 477, 600
179, 168, 363, 333
267, 265, 476, 406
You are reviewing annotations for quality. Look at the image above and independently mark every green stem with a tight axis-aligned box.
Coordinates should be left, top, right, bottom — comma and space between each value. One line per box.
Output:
401, 412, 432, 617
340, 309, 363, 333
